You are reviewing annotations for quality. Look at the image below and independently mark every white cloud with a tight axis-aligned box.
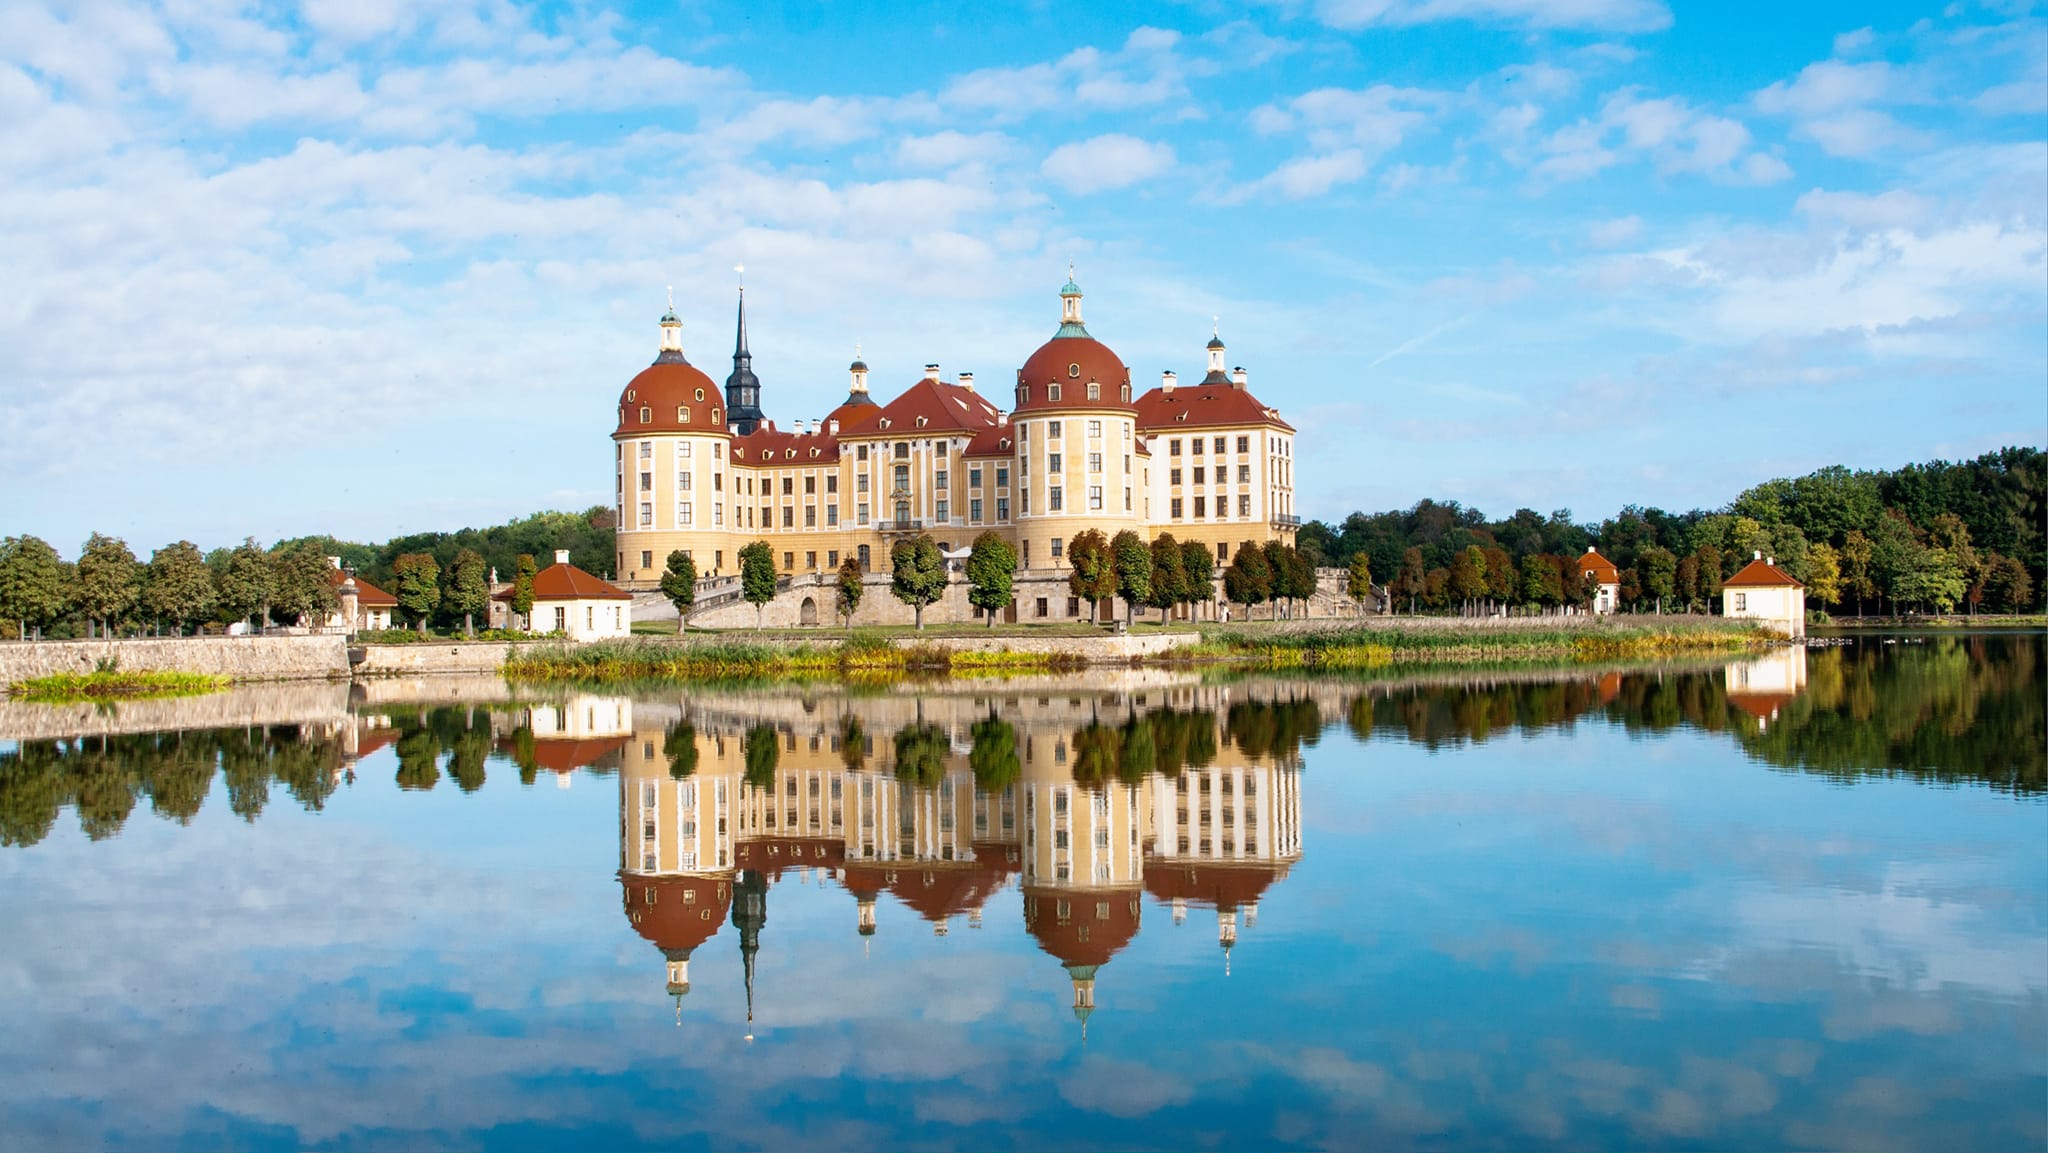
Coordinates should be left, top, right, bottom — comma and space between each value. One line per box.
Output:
1535, 89, 1790, 184
1588, 215, 1643, 247
896, 131, 1017, 170
1754, 59, 1935, 159
1241, 150, 1370, 199
1040, 134, 1176, 195
1308, 0, 1671, 33
940, 27, 1204, 119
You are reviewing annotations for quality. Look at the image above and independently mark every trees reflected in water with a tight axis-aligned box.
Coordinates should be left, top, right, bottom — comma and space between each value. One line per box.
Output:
1, 633, 2037, 848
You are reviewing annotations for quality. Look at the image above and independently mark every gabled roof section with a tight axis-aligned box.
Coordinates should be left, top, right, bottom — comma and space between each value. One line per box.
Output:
1724, 558, 1804, 589
845, 377, 1000, 438
495, 562, 632, 601
330, 568, 398, 607
1133, 382, 1294, 433
730, 420, 841, 465
963, 423, 1015, 458
1577, 549, 1620, 583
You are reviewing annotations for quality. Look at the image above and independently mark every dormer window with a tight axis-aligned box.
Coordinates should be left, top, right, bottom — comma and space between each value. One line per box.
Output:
713, 409, 722, 423
694, 388, 705, 402
916, 416, 928, 428
640, 407, 651, 423
1049, 383, 1062, 402
679, 407, 690, 423
627, 390, 636, 401
1087, 382, 1099, 401
1121, 384, 1131, 403
1017, 385, 1028, 406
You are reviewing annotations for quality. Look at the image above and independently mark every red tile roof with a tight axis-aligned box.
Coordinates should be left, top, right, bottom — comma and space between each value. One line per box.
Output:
615, 360, 729, 438
1724, 558, 1804, 588
1141, 860, 1291, 911
1727, 692, 1797, 720
1014, 335, 1135, 415
963, 423, 1016, 458
731, 420, 840, 465
1577, 549, 1620, 583
1022, 883, 1142, 968
525, 736, 628, 773
493, 562, 633, 601
846, 377, 1001, 438
329, 568, 398, 607
1132, 382, 1294, 433
620, 872, 732, 955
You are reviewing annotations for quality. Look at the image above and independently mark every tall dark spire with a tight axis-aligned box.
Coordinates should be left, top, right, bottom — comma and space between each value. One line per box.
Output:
724, 286, 765, 434
732, 868, 768, 1041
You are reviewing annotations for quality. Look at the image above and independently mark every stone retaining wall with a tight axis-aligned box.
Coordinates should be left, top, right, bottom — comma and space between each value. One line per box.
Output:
0, 681, 353, 741
351, 643, 517, 678
0, 635, 348, 686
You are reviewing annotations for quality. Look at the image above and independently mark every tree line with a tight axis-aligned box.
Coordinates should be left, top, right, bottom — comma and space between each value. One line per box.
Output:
1301, 446, 2043, 616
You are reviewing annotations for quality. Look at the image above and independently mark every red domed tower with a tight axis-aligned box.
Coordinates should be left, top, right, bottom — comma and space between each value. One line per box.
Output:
612, 297, 735, 587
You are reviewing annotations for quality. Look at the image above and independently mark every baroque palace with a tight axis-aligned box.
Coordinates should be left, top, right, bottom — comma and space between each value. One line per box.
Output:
611, 276, 1300, 598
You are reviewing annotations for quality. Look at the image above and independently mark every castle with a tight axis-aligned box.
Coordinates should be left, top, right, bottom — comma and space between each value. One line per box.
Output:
611, 276, 1299, 609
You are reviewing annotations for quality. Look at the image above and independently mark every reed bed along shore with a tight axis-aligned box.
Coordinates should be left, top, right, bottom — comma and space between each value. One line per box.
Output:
502, 634, 1091, 684
6, 670, 233, 703
1181, 618, 1773, 671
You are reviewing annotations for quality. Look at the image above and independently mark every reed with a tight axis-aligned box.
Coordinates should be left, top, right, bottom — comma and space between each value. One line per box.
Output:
502, 636, 1091, 684
7, 670, 232, 702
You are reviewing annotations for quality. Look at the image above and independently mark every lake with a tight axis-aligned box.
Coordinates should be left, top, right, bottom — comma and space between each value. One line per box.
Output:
1, 633, 2042, 1151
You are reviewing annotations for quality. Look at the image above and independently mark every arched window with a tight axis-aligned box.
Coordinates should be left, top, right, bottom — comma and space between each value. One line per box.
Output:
640, 406, 651, 423
681, 407, 691, 423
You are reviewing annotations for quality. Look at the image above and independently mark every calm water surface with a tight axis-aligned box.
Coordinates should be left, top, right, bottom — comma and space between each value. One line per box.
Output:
1, 633, 2042, 1151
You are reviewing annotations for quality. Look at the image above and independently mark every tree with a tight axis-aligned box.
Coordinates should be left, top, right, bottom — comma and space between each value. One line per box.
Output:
1449, 545, 1488, 614
1482, 546, 1516, 612
444, 547, 489, 638
660, 550, 698, 634
1983, 553, 2035, 613
1223, 538, 1272, 620
892, 723, 949, 788
1111, 530, 1151, 627
665, 722, 700, 779
1180, 539, 1217, 620
1145, 533, 1188, 625
1898, 545, 1967, 614
511, 554, 537, 630
738, 540, 777, 629
743, 724, 780, 791
1394, 546, 1426, 614
392, 552, 441, 635
270, 542, 338, 629
969, 714, 1020, 791
835, 558, 864, 626
1839, 530, 1874, 617
1287, 546, 1318, 619
1693, 545, 1723, 608
1675, 554, 1699, 611
214, 539, 274, 632
1520, 553, 1562, 608
0, 535, 70, 640
1262, 541, 1292, 618
1805, 543, 1842, 609
1868, 510, 1919, 615
889, 534, 947, 630
74, 533, 142, 637
1637, 546, 1677, 615
965, 531, 1016, 627
1345, 553, 1373, 616
1067, 529, 1117, 622
141, 541, 215, 635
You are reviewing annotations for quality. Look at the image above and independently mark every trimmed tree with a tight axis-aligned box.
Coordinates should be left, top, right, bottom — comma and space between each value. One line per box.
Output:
1180, 539, 1216, 621
1394, 546, 1426, 614
1287, 545, 1317, 619
270, 542, 339, 629
743, 723, 780, 791
1637, 546, 1677, 615
142, 541, 215, 635
1346, 553, 1372, 616
738, 540, 777, 629
0, 535, 69, 640
889, 534, 947, 630
1067, 528, 1117, 623
1262, 540, 1292, 618
1110, 530, 1151, 627
969, 713, 1021, 791
214, 538, 274, 633
1146, 533, 1187, 625
660, 550, 698, 634
1223, 538, 1272, 620
392, 552, 441, 635
74, 533, 142, 638
965, 531, 1016, 628
835, 558, 864, 626
1449, 545, 1488, 615
511, 554, 537, 630
445, 547, 489, 638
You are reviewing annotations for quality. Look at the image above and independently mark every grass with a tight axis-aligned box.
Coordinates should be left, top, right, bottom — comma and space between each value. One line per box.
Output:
1183, 618, 1771, 670
7, 670, 232, 702
502, 634, 1088, 685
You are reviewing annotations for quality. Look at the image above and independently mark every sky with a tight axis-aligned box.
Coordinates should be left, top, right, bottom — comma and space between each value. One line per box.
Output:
1, 0, 2043, 555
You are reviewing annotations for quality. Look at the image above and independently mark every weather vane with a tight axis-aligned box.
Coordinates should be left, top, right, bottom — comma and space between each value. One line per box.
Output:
735, 264, 744, 289
666, 285, 673, 311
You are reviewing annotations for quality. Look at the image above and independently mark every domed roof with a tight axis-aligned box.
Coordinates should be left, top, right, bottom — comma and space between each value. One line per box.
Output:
1022, 884, 1142, 968
616, 359, 728, 438
621, 873, 732, 956
1014, 336, 1132, 414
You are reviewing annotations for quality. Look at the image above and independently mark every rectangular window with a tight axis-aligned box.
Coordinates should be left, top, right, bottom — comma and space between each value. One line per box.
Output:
996, 497, 1009, 520
714, 472, 723, 491
1088, 452, 1102, 473
970, 466, 982, 488
1194, 467, 1206, 484
1021, 492, 1031, 514
639, 442, 652, 461
826, 505, 839, 526
1049, 487, 1063, 511
996, 465, 1009, 487
1049, 420, 1062, 438
936, 500, 949, 521
1087, 419, 1102, 438
1048, 384, 1061, 402
1048, 452, 1062, 473
714, 443, 723, 460
895, 442, 910, 459
828, 550, 838, 567
783, 552, 794, 570
1171, 498, 1183, 518
678, 471, 692, 491
857, 445, 869, 461
804, 476, 816, 494
1217, 542, 1228, 561
678, 501, 692, 526
858, 502, 870, 525
1124, 487, 1132, 511
1734, 592, 1747, 611
1192, 437, 1203, 454
782, 477, 793, 496
781, 507, 792, 528
827, 475, 838, 494
1194, 496, 1206, 517
1170, 468, 1182, 485
1089, 485, 1103, 510
1239, 495, 1252, 517
804, 506, 816, 527
935, 441, 948, 458
857, 474, 869, 493
1036, 597, 1049, 617
640, 470, 652, 491
639, 501, 653, 527
971, 498, 983, 523
1086, 382, 1099, 400
641, 550, 653, 569
1051, 538, 1064, 558
936, 469, 948, 489
1239, 464, 1252, 483
1213, 436, 1226, 453
806, 551, 817, 569
1170, 438, 1182, 456
554, 606, 566, 631
894, 464, 910, 490
715, 503, 724, 526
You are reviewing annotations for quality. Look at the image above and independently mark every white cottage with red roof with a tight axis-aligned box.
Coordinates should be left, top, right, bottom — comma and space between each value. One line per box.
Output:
1577, 547, 1621, 615
1722, 552, 1806, 638
494, 550, 633, 641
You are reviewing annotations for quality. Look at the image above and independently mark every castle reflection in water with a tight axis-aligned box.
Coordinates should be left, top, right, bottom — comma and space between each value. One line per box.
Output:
587, 681, 1310, 1034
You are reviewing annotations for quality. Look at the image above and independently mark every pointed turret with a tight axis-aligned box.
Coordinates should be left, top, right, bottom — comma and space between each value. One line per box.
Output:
724, 287, 765, 434
1056, 266, 1089, 338
732, 868, 768, 1041
842, 345, 876, 409
1202, 324, 1229, 385
657, 290, 686, 364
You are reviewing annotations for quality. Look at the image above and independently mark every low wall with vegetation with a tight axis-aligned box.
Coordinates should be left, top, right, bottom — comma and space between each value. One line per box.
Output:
0, 635, 349, 689
351, 642, 518, 678
0, 681, 353, 741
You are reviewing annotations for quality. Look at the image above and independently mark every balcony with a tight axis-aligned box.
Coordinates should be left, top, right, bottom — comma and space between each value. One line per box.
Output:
879, 518, 928, 533
1271, 513, 1301, 529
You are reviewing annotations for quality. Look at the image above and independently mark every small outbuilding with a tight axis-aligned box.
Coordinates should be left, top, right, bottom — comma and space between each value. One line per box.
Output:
328, 558, 398, 633
1722, 552, 1806, 638
1578, 547, 1621, 615
494, 550, 634, 641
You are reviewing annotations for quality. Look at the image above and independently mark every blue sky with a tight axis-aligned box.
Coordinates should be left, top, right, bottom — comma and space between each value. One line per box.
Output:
1, 0, 2042, 553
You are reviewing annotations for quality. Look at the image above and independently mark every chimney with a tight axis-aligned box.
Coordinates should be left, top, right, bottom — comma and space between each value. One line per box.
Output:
997, 412, 1009, 427
1766, 556, 1774, 567
958, 371, 974, 391
555, 549, 571, 565
1231, 367, 1247, 389
1753, 550, 1762, 560
829, 419, 840, 435
327, 555, 343, 570
924, 363, 941, 382
1162, 370, 1177, 395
